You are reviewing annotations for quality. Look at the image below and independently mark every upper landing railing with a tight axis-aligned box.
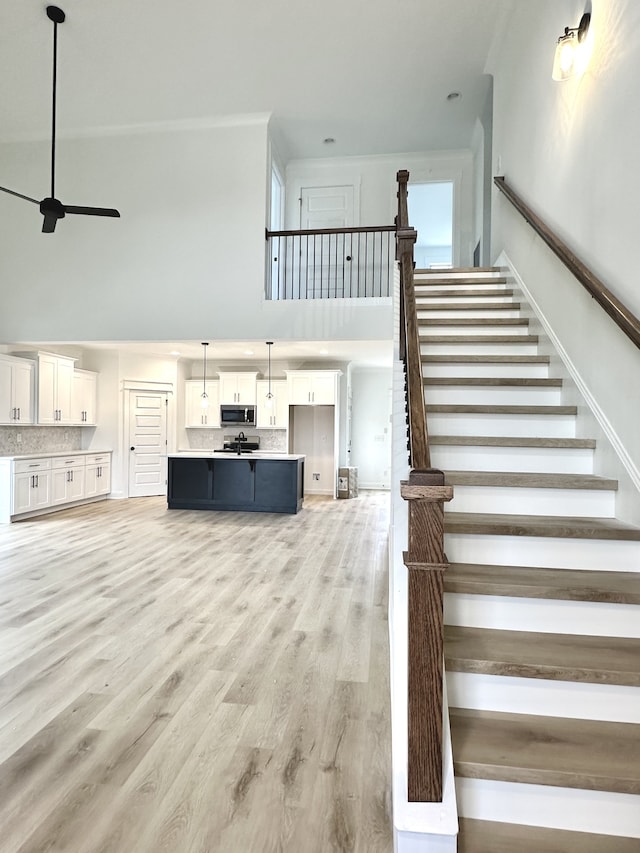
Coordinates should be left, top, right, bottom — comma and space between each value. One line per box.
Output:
494, 176, 640, 350
265, 225, 396, 300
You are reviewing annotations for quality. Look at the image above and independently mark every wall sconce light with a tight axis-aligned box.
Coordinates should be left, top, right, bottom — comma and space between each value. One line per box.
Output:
265, 341, 274, 409
200, 341, 209, 408
552, 12, 591, 81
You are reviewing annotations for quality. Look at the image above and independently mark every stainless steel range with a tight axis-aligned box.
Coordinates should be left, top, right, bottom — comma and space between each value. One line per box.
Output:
215, 432, 260, 454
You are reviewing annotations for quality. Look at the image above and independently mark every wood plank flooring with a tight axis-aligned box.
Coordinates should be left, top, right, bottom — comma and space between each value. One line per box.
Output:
0, 493, 392, 853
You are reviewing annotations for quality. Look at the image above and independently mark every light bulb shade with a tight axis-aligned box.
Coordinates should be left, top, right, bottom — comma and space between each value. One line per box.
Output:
200, 392, 209, 409
553, 35, 578, 80
552, 13, 591, 81
265, 392, 274, 410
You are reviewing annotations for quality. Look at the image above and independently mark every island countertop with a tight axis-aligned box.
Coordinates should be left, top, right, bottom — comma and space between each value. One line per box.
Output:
170, 451, 305, 461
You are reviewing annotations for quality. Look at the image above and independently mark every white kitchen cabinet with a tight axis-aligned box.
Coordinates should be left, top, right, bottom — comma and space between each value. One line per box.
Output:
71, 369, 98, 425
0, 355, 35, 424
256, 380, 288, 428
85, 454, 111, 499
34, 353, 75, 424
185, 380, 220, 427
12, 457, 53, 514
218, 373, 257, 405
51, 456, 86, 506
286, 371, 339, 405
0, 452, 112, 523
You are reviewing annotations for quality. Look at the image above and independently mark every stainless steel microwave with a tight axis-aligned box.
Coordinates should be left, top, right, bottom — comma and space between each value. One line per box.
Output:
220, 405, 256, 426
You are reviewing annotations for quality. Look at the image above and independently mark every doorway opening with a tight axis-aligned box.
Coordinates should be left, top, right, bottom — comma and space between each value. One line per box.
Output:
408, 181, 454, 269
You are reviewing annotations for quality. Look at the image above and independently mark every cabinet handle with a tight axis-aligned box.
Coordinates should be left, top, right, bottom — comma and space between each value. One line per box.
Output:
31, 475, 35, 488
35, 474, 39, 488
17, 407, 20, 420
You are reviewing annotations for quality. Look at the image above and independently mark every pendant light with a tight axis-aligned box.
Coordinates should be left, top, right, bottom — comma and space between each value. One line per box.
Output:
200, 341, 209, 409
265, 341, 274, 409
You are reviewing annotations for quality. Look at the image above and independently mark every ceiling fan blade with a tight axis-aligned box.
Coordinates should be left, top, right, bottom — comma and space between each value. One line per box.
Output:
64, 205, 121, 218
42, 212, 58, 233
0, 185, 41, 205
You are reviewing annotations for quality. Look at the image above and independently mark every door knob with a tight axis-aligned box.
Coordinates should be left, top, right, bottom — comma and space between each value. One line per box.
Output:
130, 446, 135, 451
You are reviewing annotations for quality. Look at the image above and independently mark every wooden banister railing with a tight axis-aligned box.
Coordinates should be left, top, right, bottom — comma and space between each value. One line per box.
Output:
396, 169, 453, 802
495, 176, 640, 350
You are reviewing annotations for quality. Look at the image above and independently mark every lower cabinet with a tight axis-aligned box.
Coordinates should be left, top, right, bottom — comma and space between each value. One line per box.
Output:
51, 457, 86, 506
0, 451, 112, 523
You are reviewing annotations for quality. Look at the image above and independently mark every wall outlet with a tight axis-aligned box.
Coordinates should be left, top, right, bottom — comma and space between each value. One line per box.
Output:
16, 433, 22, 444
313, 472, 320, 480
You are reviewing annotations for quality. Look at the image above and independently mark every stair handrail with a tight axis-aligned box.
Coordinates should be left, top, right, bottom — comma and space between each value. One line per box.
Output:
397, 170, 430, 468
396, 169, 454, 803
494, 176, 640, 350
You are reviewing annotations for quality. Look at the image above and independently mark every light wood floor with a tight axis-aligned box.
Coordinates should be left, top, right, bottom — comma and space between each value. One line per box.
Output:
0, 493, 392, 853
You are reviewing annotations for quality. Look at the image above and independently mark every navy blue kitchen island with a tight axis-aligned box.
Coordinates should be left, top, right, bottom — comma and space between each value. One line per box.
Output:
167, 452, 305, 514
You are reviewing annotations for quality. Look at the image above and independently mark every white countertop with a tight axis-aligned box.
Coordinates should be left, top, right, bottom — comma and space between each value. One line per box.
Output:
0, 449, 113, 461
170, 451, 305, 461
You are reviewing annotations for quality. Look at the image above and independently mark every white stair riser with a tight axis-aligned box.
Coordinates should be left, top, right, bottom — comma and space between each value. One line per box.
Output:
431, 445, 593, 474
420, 324, 530, 336
414, 282, 508, 291
447, 672, 640, 723
456, 778, 640, 838
423, 363, 549, 379
427, 413, 576, 438
425, 387, 562, 405
447, 485, 615, 517
418, 309, 524, 320
422, 342, 540, 356
416, 294, 515, 305
445, 532, 640, 572
444, 592, 640, 638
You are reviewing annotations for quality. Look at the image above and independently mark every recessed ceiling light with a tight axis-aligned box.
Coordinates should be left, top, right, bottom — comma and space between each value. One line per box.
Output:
319, 349, 329, 355
244, 349, 254, 356
323, 137, 336, 144
170, 350, 181, 356
446, 91, 461, 101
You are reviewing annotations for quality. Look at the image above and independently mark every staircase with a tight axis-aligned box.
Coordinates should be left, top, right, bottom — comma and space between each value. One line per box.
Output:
415, 267, 640, 851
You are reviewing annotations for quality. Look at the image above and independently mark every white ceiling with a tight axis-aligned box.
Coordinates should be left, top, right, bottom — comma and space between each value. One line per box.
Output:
0, 0, 503, 159
15, 339, 394, 369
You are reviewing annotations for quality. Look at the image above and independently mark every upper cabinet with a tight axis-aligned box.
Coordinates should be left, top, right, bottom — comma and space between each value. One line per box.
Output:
256, 380, 288, 428
218, 373, 257, 405
36, 353, 75, 424
0, 355, 35, 425
185, 380, 220, 428
286, 371, 340, 405
71, 369, 98, 425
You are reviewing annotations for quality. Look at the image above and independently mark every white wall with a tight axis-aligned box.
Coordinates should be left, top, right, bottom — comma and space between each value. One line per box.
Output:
0, 119, 269, 342
489, 0, 640, 521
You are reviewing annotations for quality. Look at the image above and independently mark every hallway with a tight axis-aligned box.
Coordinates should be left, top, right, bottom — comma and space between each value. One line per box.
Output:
0, 492, 392, 852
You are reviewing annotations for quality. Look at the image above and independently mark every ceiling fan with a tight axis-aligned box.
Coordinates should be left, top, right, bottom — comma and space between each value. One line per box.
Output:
0, 6, 120, 233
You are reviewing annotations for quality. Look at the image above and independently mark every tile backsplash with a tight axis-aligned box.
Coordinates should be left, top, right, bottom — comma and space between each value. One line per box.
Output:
185, 428, 287, 452
0, 426, 83, 456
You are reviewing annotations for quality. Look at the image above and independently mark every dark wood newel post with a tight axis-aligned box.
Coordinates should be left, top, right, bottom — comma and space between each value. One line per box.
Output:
402, 469, 454, 802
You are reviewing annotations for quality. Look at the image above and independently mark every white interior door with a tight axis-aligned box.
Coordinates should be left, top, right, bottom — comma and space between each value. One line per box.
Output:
299, 185, 355, 298
128, 391, 168, 497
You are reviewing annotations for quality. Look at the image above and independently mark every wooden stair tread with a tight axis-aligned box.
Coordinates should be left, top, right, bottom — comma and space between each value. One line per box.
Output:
445, 512, 640, 541
431, 435, 595, 448
449, 707, 640, 793
457, 817, 640, 853
420, 318, 530, 326
443, 470, 616, 489
424, 377, 562, 387
418, 302, 522, 310
445, 563, 640, 604
422, 354, 549, 363
415, 267, 502, 274
444, 625, 640, 686
420, 334, 539, 343
416, 288, 514, 298
427, 404, 577, 414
